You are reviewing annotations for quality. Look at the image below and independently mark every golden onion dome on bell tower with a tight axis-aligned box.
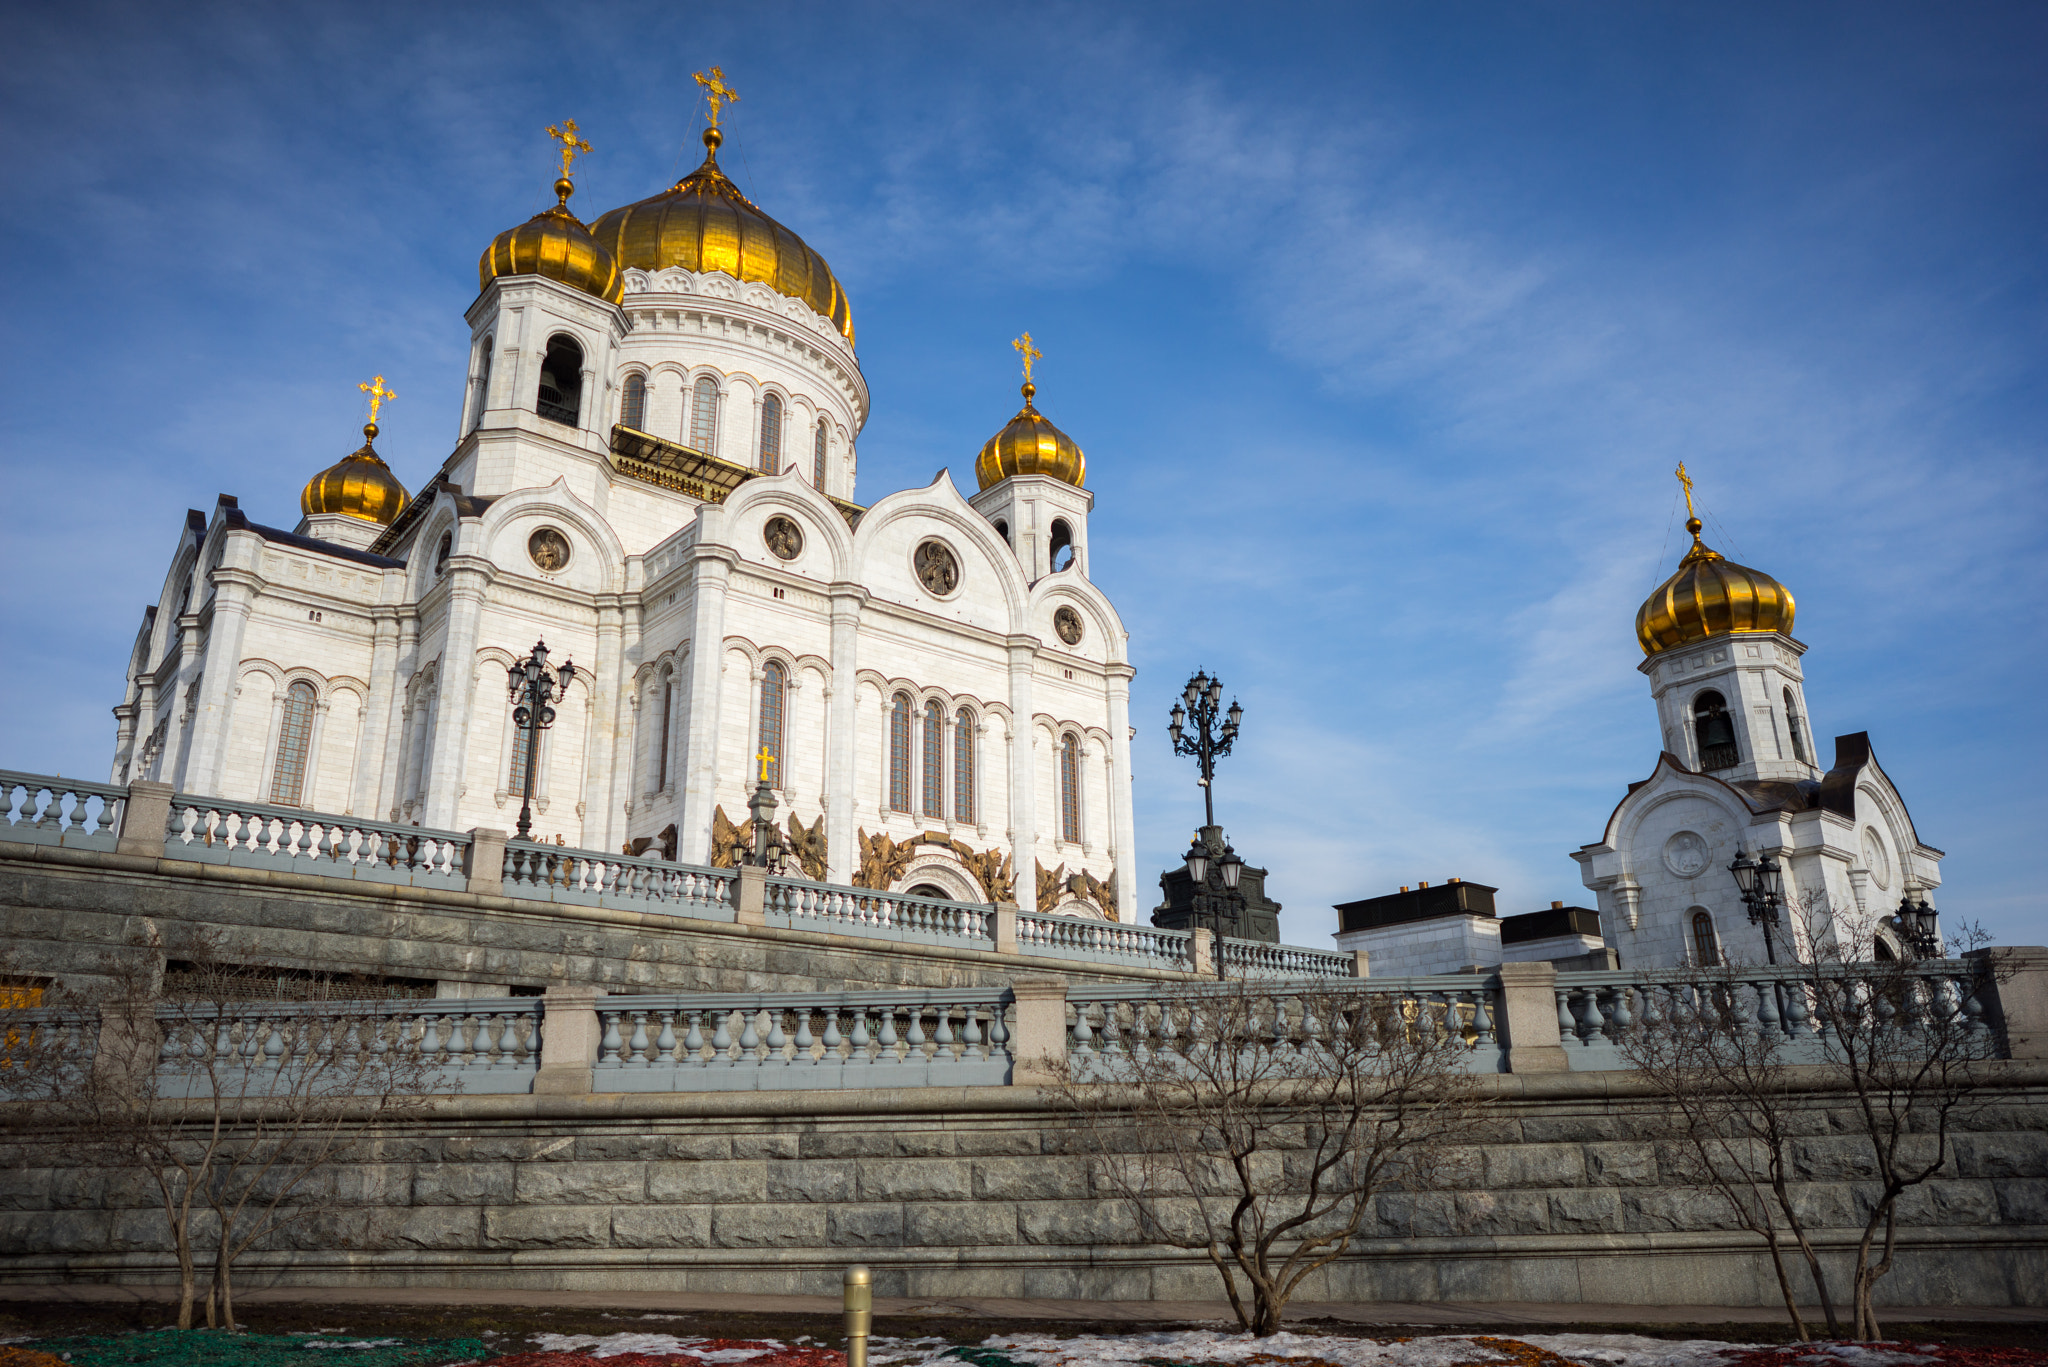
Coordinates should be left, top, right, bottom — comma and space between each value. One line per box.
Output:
974, 332, 1086, 490
302, 377, 410, 526
479, 120, 623, 305
1635, 465, 1795, 656
587, 104, 853, 343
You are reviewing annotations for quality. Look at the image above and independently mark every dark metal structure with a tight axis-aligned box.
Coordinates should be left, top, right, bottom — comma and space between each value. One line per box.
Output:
1728, 850, 1785, 963
507, 639, 575, 841
1153, 671, 1277, 960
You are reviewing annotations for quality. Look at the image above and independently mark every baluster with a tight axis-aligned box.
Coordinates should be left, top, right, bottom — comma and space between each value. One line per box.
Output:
987, 1001, 1010, 1055
1470, 989, 1496, 1047
1608, 986, 1634, 1040
821, 1009, 843, 1063
422, 1013, 448, 1068
849, 1009, 872, 1064
1781, 980, 1811, 1037
878, 1008, 900, 1061
1959, 974, 1989, 1040
711, 1009, 735, 1065
794, 1010, 816, 1064
960, 1005, 982, 1059
740, 1009, 763, 1064
654, 1011, 677, 1065
1754, 980, 1782, 1036
935, 1006, 955, 1057
598, 1010, 624, 1066
682, 1010, 705, 1065
1071, 1002, 1095, 1056
906, 1006, 928, 1059
1556, 989, 1577, 1044
626, 1011, 651, 1067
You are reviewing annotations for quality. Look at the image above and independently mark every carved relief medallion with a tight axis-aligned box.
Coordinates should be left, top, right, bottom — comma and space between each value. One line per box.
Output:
527, 527, 572, 573
763, 515, 804, 562
1663, 830, 1709, 879
914, 539, 960, 597
1862, 827, 1892, 890
1053, 605, 1084, 645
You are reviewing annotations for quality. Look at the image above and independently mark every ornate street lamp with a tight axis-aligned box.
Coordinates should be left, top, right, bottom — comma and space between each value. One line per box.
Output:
1728, 850, 1784, 964
1891, 892, 1942, 959
507, 639, 575, 841
1171, 671, 1248, 975
1183, 833, 1247, 980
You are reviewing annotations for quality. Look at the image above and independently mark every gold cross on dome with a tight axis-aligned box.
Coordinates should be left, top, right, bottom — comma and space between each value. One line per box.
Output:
546, 119, 590, 179
358, 375, 395, 424
1675, 461, 1697, 520
695, 67, 740, 127
1012, 332, 1042, 385
756, 745, 776, 784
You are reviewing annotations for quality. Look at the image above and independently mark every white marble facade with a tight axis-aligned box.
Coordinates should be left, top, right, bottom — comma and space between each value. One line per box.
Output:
111, 259, 1136, 919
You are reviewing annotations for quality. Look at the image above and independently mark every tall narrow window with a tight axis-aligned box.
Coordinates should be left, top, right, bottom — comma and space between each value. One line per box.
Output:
509, 723, 533, 800
620, 372, 646, 431
471, 338, 493, 432
655, 677, 673, 791
812, 418, 828, 490
1049, 519, 1074, 574
953, 707, 975, 823
268, 681, 317, 807
1784, 687, 1810, 764
1692, 690, 1738, 771
690, 376, 718, 452
1691, 911, 1720, 967
1059, 734, 1081, 844
758, 661, 786, 789
888, 694, 912, 811
536, 334, 584, 426
921, 700, 945, 818
759, 393, 783, 473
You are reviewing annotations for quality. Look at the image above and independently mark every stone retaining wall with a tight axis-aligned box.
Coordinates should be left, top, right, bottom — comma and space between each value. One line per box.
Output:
4, 1066, 2045, 1307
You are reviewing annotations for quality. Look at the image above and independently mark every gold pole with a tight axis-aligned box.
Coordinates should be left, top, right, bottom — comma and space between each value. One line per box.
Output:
843, 1264, 872, 1367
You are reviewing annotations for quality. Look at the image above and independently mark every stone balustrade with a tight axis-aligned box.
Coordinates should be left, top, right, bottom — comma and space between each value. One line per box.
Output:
0, 770, 126, 853
162, 790, 470, 890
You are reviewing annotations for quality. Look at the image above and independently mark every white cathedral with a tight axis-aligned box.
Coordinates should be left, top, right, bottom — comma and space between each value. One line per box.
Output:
109, 111, 1136, 921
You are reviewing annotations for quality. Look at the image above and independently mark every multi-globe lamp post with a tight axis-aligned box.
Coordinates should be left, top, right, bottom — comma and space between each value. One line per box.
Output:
1727, 850, 1785, 964
1891, 892, 1942, 959
507, 640, 575, 842
1169, 670, 1246, 978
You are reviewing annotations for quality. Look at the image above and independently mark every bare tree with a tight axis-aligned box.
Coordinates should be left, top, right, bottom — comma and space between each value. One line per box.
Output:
1619, 959, 1840, 1338
5, 944, 446, 1330
1057, 981, 1489, 1336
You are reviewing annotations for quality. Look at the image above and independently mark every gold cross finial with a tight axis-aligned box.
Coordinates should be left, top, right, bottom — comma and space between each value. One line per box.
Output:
1012, 332, 1042, 388
695, 67, 739, 128
358, 375, 395, 433
546, 119, 591, 180
755, 746, 776, 784
1674, 461, 1697, 520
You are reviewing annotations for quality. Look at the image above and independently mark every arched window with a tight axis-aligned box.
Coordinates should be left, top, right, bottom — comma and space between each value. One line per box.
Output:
268, 681, 318, 807
1874, 938, 1897, 962
654, 675, 673, 791
953, 707, 975, 823
1692, 690, 1738, 771
689, 376, 719, 452
1059, 733, 1081, 844
537, 335, 584, 426
921, 700, 945, 819
509, 723, 534, 800
1691, 910, 1720, 967
758, 393, 783, 473
993, 519, 1009, 545
888, 693, 912, 811
758, 661, 786, 789
1049, 519, 1074, 574
1784, 687, 1810, 764
471, 337, 493, 433
620, 372, 646, 431
813, 418, 828, 490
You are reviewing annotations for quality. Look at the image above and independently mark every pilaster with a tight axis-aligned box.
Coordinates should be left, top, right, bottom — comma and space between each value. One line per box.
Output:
1005, 638, 1037, 913
678, 537, 735, 864
185, 566, 261, 797
825, 586, 865, 884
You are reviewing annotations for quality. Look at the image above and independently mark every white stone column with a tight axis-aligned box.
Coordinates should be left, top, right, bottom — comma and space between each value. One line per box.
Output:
1107, 665, 1138, 922
825, 587, 864, 883
422, 571, 489, 829
677, 545, 734, 864
255, 687, 286, 802
353, 611, 399, 816
185, 566, 260, 797
594, 596, 634, 854
376, 616, 419, 820
1006, 639, 1037, 913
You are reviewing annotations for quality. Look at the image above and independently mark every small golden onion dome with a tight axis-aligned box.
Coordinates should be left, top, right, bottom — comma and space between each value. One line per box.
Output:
301, 424, 411, 526
1636, 518, 1796, 656
975, 382, 1087, 490
588, 127, 853, 344
479, 177, 623, 305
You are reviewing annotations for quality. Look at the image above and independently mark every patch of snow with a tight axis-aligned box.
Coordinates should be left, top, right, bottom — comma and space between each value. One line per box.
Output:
529, 1334, 797, 1363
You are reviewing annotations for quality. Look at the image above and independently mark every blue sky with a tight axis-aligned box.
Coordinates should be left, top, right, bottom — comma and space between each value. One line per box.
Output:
3, 2, 2043, 948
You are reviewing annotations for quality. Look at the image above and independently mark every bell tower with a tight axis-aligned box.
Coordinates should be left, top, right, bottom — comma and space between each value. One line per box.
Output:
1636, 467, 1819, 784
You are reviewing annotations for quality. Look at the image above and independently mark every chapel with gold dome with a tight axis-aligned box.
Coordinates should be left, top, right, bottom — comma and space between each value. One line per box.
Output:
111, 76, 1135, 924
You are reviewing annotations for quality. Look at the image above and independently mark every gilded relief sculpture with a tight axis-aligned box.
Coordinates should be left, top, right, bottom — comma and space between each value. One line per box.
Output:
786, 812, 828, 881
708, 806, 747, 868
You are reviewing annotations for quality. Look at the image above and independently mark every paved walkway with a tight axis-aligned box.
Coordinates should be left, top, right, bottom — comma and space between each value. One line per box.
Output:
2, 1284, 2043, 1326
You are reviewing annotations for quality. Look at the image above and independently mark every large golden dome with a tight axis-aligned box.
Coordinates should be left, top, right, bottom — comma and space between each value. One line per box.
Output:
589, 128, 853, 344
1636, 518, 1795, 656
480, 178, 622, 305
975, 383, 1086, 490
302, 424, 410, 526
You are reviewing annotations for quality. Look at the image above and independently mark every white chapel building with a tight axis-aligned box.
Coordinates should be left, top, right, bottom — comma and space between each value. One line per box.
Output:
109, 118, 1137, 921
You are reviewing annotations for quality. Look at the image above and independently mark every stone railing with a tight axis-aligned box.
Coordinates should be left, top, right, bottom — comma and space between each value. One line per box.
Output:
1219, 936, 1357, 980
0, 1005, 98, 1099
591, 987, 1014, 1091
163, 791, 470, 891
1551, 959, 2003, 1072
1015, 912, 1194, 971
151, 997, 541, 1097
502, 839, 736, 921
0, 770, 127, 853
766, 877, 993, 947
